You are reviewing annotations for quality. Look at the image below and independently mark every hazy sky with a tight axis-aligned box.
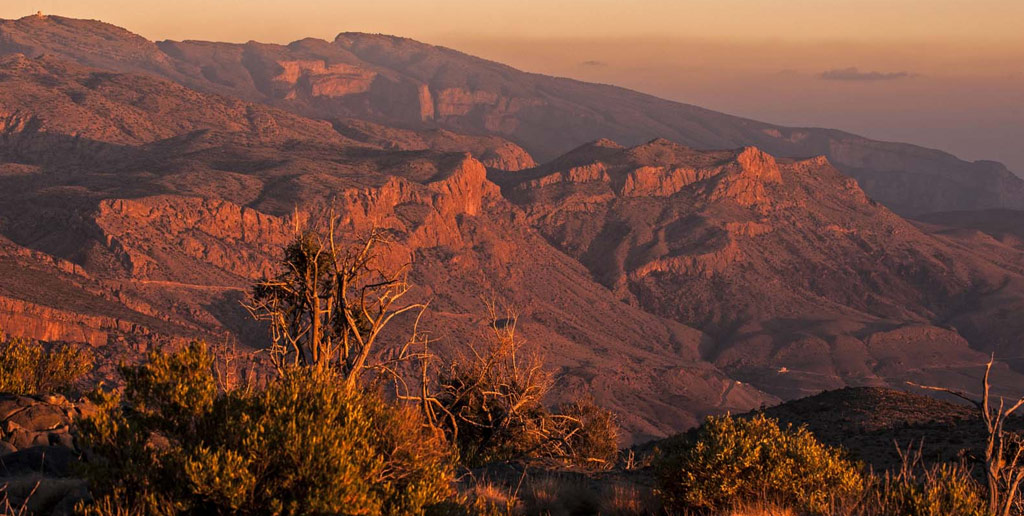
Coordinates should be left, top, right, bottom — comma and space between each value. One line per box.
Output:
3, 1, 1023, 173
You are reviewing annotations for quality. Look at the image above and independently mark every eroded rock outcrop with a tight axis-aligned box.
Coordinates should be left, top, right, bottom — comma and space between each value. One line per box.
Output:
271, 59, 377, 99
93, 197, 301, 280
0, 394, 86, 453
707, 147, 782, 207
0, 296, 120, 347
496, 138, 1020, 406
0, 394, 92, 515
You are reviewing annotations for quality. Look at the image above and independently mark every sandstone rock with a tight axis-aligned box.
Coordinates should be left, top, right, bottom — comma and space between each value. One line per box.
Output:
7, 403, 68, 433
0, 395, 80, 457
271, 60, 377, 99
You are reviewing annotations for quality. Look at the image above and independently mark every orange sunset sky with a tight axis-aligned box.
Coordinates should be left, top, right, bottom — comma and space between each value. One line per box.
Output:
3, 0, 1023, 173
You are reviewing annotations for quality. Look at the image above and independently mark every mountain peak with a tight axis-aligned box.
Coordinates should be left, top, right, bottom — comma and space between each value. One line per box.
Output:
6, 13, 135, 37
0, 13, 173, 75
591, 138, 623, 149
734, 146, 781, 184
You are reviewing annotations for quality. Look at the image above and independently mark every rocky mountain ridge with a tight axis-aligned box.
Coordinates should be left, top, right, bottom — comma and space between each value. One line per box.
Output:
493, 137, 1024, 400
0, 56, 779, 441
1, 14, 1020, 214
1, 16, 1023, 442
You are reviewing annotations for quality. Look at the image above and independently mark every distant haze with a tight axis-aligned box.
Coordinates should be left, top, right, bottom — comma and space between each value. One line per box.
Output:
4, 0, 1022, 174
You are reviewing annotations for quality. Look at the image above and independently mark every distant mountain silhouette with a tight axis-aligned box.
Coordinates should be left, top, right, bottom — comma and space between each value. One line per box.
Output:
2, 14, 1022, 215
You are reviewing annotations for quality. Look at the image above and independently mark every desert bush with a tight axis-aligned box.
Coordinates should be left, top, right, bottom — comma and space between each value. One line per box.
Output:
869, 463, 985, 516
76, 342, 455, 516
656, 414, 864, 515
858, 443, 986, 516
0, 332, 93, 395
426, 317, 620, 469
554, 398, 620, 470
432, 328, 552, 466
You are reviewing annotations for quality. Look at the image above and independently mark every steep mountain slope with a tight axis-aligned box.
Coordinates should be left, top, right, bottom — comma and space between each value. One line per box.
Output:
0, 54, 771, 442
494, 138, 1024, 399
0, 14, 535, 172
1, 14, 1020, 215
916, 210, 1024, 251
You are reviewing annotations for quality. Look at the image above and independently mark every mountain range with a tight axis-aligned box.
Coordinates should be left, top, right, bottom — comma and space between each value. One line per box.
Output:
4, 14, 1023, 216
1, 13, 1023, 442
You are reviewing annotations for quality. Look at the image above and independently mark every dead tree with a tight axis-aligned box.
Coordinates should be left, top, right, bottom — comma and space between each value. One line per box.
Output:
910, 355, 1024, 516
246, 226, 423, 389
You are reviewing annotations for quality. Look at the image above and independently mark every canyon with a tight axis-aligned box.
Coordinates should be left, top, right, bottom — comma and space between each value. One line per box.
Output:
1, 14, 1023, 442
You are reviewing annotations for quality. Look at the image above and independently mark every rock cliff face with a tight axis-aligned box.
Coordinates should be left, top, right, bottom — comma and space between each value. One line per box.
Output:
272, 60, 377, 99
0, 296, 109, 347
0, 242, 197, 348
2, 15, 1018, 215
495, 138, 1024, 399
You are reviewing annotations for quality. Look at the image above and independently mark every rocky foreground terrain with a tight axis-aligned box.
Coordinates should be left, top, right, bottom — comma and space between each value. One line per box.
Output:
0, 13, 1023, 444
0, 385, 1005, 514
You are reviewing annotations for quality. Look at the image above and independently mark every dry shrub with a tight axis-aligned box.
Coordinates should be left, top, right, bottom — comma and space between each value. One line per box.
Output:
0, 332, 93, 395
869, 463, 985, 516
76, 342, 455, 516
857, 443, 985, 516
0, 477, 89, 516
446, 473, 661, 516
602, 483, 660, 516
910, 356, 1024, 516
432, 322, 553, 467
726, 503, 798, 516
555, 398, 620, 471
656, 414, 864, 515
426, 316, 620, 469
246, 229, 423, 388
431, 477, 524, 516
520, 475, 601, 515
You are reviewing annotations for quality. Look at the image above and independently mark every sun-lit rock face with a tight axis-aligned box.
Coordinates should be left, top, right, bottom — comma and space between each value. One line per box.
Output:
498, 137, 1024, 402
92, 197, 301, 280
271, 60, 377, 99
0, 296, 110, 346
707, 147, 782, 207
492, 137, 1024, 398
87, 153, 499, 284
433, 88, 499, 117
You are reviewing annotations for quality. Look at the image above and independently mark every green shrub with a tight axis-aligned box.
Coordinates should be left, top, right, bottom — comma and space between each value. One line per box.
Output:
869, 461, 985, 516
77, 342, 455, 516
656, 414, 864, 515
0, 332, 93, 394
